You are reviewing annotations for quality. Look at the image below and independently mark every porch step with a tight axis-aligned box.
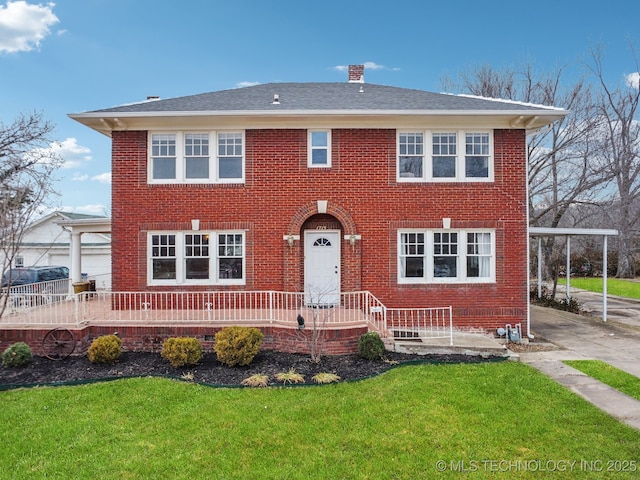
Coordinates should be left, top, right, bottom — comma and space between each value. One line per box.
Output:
390, 332, 510, 358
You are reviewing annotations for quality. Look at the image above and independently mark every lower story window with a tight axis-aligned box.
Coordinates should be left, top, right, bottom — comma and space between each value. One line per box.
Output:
149, 231, 245, 285
398, 229, 495, 283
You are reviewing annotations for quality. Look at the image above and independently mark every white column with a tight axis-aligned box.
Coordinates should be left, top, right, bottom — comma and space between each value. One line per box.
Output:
70, 231, 82, 284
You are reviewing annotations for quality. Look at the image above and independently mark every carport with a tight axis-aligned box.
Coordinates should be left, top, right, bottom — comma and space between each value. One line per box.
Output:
529, 227, 619, 324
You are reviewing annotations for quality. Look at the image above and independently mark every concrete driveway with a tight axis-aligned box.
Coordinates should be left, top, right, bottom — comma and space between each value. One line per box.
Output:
520, 293, 640, 430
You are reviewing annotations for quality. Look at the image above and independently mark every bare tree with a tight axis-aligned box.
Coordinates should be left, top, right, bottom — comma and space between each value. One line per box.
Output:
587, 44, 640, 278
1, 112, 61, 316
442, 64, 611, 287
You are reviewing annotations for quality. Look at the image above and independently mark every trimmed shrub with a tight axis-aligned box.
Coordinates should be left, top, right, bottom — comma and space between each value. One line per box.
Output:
214, 326, 263, 367
161, 337, 203, 368
358, 332, 385, 360
87, 335, 122, 364
2, 342, 32, 368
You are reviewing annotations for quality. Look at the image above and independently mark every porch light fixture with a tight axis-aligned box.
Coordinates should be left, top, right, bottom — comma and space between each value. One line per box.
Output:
283, 233, 299, 249
344, 233, 361, 251
297, 314, 305, 330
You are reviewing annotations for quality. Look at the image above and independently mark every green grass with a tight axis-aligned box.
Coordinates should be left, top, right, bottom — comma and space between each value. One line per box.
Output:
564, 360, 640, 401
2, 362, 640, 479
557, 277, 640, 299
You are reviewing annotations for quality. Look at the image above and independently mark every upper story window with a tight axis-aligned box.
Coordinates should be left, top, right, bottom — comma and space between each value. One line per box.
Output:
398, 229, 495, 283
149, 131, 244, 184
149, 231, 245, 286
397, 130, 493, 182
308, 130, 331, 168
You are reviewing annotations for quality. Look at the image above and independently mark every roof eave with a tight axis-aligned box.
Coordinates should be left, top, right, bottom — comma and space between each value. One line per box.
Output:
69, 109, 568, 137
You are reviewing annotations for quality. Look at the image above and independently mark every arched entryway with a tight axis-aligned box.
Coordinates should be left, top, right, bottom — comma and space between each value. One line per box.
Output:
302, 215, 342, 304
283, 201, 361, 294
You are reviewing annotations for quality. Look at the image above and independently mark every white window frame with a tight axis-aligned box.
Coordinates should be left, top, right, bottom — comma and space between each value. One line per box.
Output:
148, 131, 245, 184
308, 130, 332, 168
147, 231, 245, 286
396, 130, 494, 182
397, 229, 495, 284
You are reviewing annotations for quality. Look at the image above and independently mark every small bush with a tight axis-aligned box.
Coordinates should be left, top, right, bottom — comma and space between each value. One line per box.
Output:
2, 342, 32, 368
275, 368, 305, 384
358, 332, 385, 360
214, 326, 263, 367
312, 372, 341, 384
87, 335, 122, 364
530, 285, 583, 314
241, 374, 269, 387
161, 337, 203, 368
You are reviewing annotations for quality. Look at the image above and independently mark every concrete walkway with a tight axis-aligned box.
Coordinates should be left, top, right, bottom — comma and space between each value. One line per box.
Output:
520, 291, 640, 430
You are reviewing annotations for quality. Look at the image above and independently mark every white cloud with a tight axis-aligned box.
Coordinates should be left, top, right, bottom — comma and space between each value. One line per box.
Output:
71, 172, 88, 181
626, 72, 640, 90
91, 172, 111, 184
62, 204, 109, 216
235, 81, 260, 88
362, 62, 385, 70
0, 1, 59, 53
49, 137, 92, 169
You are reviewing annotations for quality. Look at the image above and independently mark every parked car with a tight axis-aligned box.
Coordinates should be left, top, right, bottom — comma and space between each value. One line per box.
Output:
2, 266, 69, 288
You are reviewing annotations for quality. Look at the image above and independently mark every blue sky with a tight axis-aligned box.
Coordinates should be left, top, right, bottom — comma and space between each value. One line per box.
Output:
1, 0, 638, 216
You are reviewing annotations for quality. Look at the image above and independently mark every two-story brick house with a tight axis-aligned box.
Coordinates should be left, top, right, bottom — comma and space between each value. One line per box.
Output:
70, 66, 566, 339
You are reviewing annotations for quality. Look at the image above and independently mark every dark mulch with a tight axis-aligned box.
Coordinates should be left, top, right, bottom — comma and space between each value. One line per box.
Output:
0, 350, 498, 389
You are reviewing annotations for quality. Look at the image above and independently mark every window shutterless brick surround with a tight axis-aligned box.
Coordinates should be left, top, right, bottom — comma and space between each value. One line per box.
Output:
110, 128, 528, 334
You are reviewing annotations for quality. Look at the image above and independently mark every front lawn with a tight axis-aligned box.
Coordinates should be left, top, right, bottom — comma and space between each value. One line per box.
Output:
1, 362, 639, 479
558, 277, 640, 299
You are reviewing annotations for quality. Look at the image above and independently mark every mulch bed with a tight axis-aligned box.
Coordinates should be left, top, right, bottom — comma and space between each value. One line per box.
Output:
0, 350, 500, 389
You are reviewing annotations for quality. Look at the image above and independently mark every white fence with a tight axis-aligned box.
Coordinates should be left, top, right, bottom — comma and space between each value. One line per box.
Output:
3, 278, 70, 297
387, 306, 453, 345
0, 288, 452, 343
0, 278, 70, 319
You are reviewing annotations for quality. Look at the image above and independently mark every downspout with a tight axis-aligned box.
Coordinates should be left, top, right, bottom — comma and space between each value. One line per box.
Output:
525, 146, 535, 341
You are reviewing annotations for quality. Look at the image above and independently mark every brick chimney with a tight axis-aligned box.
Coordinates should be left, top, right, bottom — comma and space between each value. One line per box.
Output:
348, 64, 365, 83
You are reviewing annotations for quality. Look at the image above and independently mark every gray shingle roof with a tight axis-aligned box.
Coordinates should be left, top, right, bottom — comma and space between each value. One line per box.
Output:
89, 83, 558, 114
59, 211, 106, 220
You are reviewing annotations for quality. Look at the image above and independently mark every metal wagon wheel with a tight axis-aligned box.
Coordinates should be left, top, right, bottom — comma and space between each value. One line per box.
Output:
42, 328, 76, 360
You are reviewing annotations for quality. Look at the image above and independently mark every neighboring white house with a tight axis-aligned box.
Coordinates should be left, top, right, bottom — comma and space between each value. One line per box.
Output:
10, 211, 112, 290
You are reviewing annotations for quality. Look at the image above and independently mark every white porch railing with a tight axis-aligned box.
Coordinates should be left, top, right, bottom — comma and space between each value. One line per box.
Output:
0, 279, 71, 320
387, 306, 453, 346
0, 289, 452, 343
0, 290, 392, 334
2, 278, 70, 297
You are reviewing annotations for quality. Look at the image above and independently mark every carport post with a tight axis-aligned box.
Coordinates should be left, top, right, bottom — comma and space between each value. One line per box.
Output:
565, 235, 571, 300
537, 237, 543, 298
603, 235, 608, 322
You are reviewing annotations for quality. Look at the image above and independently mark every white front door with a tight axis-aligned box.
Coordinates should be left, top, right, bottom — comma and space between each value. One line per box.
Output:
304, 230, 340, 305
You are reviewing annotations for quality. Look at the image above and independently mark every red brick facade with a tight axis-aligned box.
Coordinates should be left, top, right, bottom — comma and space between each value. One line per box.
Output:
0, 325, 367, 357
110, 127, 528, 332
